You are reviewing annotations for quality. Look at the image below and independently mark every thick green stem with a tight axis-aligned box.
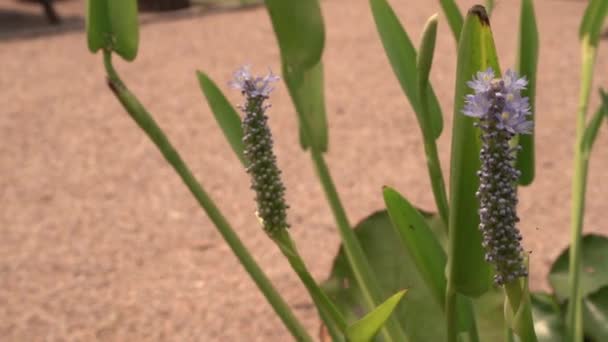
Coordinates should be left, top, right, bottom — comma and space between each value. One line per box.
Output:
310, 150, 408, 342
566, 39, 596, 342
102, 51, 313, 342
274, 231, 347, 339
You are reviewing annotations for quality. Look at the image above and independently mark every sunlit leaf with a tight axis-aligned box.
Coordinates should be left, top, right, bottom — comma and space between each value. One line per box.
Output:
345, 290, 408, 342
196, 71, 246, 166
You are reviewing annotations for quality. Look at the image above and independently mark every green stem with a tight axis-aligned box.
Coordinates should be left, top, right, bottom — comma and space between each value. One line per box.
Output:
445, 286, 458, 342
102, 51, 313, 342
419, 85, 450, 228
274, 231, 347, 339
310, 150, 408, 342
567, 39, 596, 342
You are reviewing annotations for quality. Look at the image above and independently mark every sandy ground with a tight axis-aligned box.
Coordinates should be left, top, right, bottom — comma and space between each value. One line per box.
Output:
1, 0, 607, 340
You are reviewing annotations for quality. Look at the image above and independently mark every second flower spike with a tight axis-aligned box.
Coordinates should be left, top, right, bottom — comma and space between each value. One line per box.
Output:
231, 66, 289, 237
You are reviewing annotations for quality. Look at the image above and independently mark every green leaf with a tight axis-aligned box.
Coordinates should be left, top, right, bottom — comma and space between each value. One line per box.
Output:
549, 234, 608, 302
370, 0, 443, 140
472, 288, 507, 341
485, 0, 495, 16
85, 0, 139, 61
283, 61, 328, 152
579, 0, 608, 46
196, 71, 246, 166
86, 0, 111, 53
107, 0, 139, 61
417, 14, 438, 98
438, 0, 464, 41
265, 0, 326, 152
447, 4, 498, 297
383, 187, 446, 308
345, 290, 408, 342
581, 105, 606, 159
265, 0, 324, 71
515, 0, 539, 186
582, 286, 608, 341
529, 293, 566, 342
322, 211, 446, 341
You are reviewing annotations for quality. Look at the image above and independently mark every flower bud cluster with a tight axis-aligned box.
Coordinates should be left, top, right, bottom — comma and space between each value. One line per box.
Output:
463, 68, 532, 285
231, 66, 289, 237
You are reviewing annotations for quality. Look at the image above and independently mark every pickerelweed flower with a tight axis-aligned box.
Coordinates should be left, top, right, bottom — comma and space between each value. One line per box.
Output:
231, 65, 289, 237
463, 68, 532, 285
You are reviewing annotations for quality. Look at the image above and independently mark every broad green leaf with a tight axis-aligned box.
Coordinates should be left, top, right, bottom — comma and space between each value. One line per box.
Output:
86, 0, 111, 53
370, 0, 443, 140
579, 0, 608, 46
581, 105, 606, 158
472, 288, 507, 341
196, 71, 246, 166
265, 0, 324, 71
322, 210, 446, 341
283, 61, 328, 152
265, 0, 327, 152
549, 234, 608, 302
530, 293, 566, 342
438, 0, 464, 41
383, 187, 446, 308
447, 4, 497, 297
107, 0, 139, 61
345, 290, 408, 342
582, 286, 608, 341
515, 0, 539, 186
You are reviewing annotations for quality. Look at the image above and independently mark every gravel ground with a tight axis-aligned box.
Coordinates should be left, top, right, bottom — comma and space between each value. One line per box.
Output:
1, 0, 607, 340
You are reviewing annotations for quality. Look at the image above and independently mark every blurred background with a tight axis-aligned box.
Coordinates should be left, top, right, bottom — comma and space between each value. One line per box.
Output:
1, 0, 607, 340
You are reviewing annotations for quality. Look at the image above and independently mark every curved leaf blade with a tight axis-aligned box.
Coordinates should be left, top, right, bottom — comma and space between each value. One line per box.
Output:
516, 0, 539, 185
86, 0, 111, 53
383, 187, 446, 308
370, 0, 443, 139
447, 4, 499, 297
196, 71, 246, 166
579, 0, 608, 46
345, 290, 408, 342
438, 0, 464, 41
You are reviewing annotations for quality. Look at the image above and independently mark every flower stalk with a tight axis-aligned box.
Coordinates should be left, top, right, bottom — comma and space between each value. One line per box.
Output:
232, 66, 347, 338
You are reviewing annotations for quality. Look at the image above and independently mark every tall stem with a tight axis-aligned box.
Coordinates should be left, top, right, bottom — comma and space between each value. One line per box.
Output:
445, 285, 458, 342
310, 150, 408, 342
274, 231, 347, 339
566, 39, 596, 342
103, 51, 313, 342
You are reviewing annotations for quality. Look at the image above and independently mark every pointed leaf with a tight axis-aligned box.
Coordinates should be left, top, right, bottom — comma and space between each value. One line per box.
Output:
515, 0, 539, 186
322, 211, 446, 341
345, 290, 408, 342
383, 187, 446, 308
370, 0, 443, 140
579, 0, 608, 46
438, 0, 464, 41
581, 106, 606, 158
549, 234, 608, 301
196, 71, 246, 166
447, 4, 498, 297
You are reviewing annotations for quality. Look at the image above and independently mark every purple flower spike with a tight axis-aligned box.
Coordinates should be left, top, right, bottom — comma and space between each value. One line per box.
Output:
462, 68, 534, 285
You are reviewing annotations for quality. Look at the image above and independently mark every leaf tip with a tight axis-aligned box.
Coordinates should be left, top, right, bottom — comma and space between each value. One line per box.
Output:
469, 5, 490, 26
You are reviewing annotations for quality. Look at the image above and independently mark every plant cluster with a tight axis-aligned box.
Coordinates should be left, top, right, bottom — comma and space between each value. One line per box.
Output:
86, 0, 608, 341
